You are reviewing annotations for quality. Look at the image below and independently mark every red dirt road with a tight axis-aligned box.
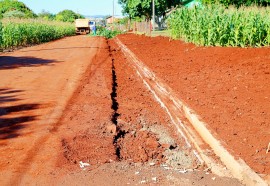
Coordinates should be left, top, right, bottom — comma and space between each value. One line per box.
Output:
117, 34, 270, 176
0, 36, 103, 184
0, 36, 242, 185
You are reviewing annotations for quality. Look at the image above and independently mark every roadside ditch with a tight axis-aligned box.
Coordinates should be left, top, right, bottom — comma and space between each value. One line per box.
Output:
58, 37, 202, 172
107, 38, 201, 169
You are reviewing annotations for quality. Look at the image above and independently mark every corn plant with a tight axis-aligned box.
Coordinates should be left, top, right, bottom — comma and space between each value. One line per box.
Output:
0, 18, 75, 49
168, 4, 270, 47
0, 21, 2, 48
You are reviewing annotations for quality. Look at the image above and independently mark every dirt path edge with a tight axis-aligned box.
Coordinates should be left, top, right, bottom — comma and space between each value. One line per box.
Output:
115, 37, 268, 186
183, 107, 268, 186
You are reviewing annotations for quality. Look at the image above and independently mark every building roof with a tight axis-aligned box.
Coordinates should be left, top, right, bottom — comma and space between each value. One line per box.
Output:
106, 15, 125, 19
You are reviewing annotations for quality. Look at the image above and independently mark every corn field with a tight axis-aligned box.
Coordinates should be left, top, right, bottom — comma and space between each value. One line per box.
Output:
0, 18, 75, 49
168, 4, 270, 47
0, 22, 2, 47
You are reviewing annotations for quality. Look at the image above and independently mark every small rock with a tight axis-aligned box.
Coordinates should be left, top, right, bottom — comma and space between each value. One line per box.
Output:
152, 177, 157, 182
140, 180, 146, 184
212, 177, 216, 181
79, 161, 90, 169
106, 124, 117, 134
179, 169, 187, 174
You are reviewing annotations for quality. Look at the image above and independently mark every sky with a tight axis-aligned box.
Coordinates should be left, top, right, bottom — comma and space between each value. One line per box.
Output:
20, 0, 123, 16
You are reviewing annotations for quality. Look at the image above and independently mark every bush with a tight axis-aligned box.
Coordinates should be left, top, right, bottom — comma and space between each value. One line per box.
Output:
3, 10, 26, 18
93, 26, 122, 39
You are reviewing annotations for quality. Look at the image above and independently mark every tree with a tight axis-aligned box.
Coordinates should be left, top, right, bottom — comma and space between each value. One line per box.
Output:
38, 10, 55, 21
0, 0, 37, 19
119, 0, 182, 29
55, 10, 84, 23
3, 10, 25, 18
119, 0, 182, 20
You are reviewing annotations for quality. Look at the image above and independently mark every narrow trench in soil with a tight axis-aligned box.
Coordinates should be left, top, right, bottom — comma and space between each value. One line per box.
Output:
107, 39, 125, 160
106, 39, 197, 170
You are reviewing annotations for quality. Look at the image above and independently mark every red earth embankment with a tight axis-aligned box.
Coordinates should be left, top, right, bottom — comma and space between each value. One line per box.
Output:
117, 34, 270, 175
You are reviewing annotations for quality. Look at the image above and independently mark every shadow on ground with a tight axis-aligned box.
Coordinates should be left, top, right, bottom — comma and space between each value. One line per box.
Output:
0, 88, 39, 139
0, 56, 59, 70
19, 46, 106, 52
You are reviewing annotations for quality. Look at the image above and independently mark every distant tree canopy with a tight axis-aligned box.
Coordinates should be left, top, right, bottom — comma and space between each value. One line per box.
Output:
202, 0, 270, 7
118, 0, 182, 20
0, 0, 85, 22
55, 10, 85, 22
38, 10, 55, 21
119, 0, 270, 20
0, 0, 37, 19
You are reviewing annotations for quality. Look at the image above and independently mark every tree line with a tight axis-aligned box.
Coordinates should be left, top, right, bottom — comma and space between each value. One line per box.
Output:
119, 0, 270, 21
0, 0, 84, 22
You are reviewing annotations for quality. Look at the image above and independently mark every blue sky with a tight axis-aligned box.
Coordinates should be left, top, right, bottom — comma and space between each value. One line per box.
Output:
20, 0, 123, 16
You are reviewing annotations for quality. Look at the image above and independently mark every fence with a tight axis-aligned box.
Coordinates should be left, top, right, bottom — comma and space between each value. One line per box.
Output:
111, 21, 152, 35
133, 21, 151, 35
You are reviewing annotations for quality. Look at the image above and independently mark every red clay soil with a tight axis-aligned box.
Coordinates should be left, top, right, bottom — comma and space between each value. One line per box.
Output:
108, 39, 199, 167
0, 36, 104, 184
0, 35, 242, 185
117, 34, 270, 175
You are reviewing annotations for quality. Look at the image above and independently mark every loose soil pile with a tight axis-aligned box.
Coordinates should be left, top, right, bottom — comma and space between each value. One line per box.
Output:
117, 34, 270, 175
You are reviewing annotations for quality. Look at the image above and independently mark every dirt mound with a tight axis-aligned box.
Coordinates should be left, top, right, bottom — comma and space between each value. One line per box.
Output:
61, 130, 117, 166
117, 34, 270, 175
116, 130, 163, 162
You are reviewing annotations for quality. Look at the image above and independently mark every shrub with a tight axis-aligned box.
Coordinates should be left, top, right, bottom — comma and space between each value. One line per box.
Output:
93, 26, 122, 39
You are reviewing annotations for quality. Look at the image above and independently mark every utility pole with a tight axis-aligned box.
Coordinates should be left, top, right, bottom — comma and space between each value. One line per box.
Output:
112, 0, 115, 25
152, 0, 155, 31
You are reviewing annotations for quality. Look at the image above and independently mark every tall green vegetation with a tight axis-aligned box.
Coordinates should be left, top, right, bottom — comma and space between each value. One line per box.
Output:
0, 1, 84, 50
92, 26, 122, 39
55, 10, 84, 23
168, 4, 270, 47
0, 19, 75, 49
0, 22, 2, 47
202, 0, 270, 7
0, 0, 37, 19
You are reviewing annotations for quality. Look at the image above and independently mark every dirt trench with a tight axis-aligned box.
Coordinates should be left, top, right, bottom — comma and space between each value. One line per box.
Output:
57, 38, 201, 171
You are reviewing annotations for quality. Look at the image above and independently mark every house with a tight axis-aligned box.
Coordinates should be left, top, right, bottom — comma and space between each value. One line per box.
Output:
106, 15, 125, 24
